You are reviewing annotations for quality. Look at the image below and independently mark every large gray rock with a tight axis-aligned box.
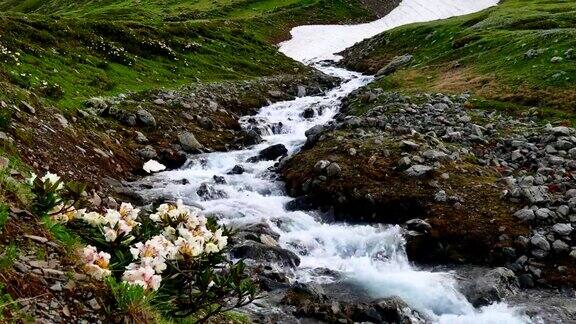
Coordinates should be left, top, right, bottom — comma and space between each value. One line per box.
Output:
136, 109, 156, 127
231, 241, 300, 267
522, 186, 550, 204
552, 223, 573, 236
178, 131, 202, 152
463, 267, 519, 307
405, 165, 433, 177
530, 234, 551, 251
376, 54, 413, 77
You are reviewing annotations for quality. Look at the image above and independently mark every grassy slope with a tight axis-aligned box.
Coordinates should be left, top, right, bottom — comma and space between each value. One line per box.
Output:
342, 0, 576, 122
0, 0, 373, 111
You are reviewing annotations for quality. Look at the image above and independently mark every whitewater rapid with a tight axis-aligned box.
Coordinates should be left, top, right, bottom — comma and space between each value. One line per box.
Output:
140, 0, 533, 322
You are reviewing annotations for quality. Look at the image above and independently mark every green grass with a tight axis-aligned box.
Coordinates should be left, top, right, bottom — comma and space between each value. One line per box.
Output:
343, 0, 576, 115
0, 0, 373, 111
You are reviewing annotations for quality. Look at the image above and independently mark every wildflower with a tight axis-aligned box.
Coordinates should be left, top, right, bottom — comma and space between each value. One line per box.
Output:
103, 226, 118, 242
81, 211, 107, 227
27, 172, 37, 185
122, 264, 162, 291
41, 172, 64, 190
82, 245, 111, 280
51, 206, 85, 224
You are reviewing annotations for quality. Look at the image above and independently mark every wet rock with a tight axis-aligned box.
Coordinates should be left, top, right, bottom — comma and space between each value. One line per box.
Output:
463, 267, 519, 307
314, 160, 331, 173
196, 183, 228, 201
405, 218, 431, 234
137, 146, 158, 159
249, 144, 288, 162
285, 195, 316, 211
178, 131, 203, 153
231, 241, 300, 267
213, 175, 226, 184
135, 131, 148, 143
228, 164, 245, 175
157, 149, 187, 169
552, 240, 570, 253
301, 107, 315, 119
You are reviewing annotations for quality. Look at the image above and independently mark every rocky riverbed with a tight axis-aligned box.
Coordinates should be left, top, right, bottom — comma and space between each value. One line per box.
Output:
279, 86, 576, 319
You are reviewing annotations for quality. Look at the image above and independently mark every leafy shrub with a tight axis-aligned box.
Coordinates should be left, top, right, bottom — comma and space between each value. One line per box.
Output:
42, 172, 257, 321
29, 172, 86, 216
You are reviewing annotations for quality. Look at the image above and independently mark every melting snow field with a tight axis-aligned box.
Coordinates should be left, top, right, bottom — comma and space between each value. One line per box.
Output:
279, 0, 500, 63
140, 0, 535, 322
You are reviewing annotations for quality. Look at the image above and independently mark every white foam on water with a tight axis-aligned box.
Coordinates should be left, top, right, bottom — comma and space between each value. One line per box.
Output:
279, 0, 499, 63
140, 1, 532, 322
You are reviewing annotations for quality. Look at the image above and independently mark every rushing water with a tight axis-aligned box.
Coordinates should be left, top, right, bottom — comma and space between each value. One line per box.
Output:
139, 1, 534, 322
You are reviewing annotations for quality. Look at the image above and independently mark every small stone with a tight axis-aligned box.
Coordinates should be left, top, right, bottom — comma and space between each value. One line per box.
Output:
136, 109, 156, 127
19, 101, 35, 114
551, 56, 563, 63
514, 209, 535, 221
314, 160, 331, 173
0, 156, 9, 170
260, 234, 278, 247
570, 249, 576, 259
178, 131, 202, 152
422, 149, 448, 160
552, 240, 570, 253
398, 156, 411, 168
400, 140, 419, 151
405, 165, 433, 177
434, 190, 447, 202
552, 223, 573, 236
135, 131, 148, 143
326, 163, 342, 178
50, 282, 63, 291
88, 298, 101, 310
530, 234, 550, 251
54, 114, 68, 127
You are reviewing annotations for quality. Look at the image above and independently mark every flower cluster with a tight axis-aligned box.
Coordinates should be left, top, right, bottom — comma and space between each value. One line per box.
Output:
0, 42, 21, 66
83, 245, 112, 280
51, 202, 141, 243
121, 200, 228, 291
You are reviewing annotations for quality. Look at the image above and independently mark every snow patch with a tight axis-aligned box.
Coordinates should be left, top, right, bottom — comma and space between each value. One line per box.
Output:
279, 0, 499, 63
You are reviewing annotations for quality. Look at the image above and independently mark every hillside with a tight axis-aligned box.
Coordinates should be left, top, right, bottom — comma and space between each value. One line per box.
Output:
0, 1, 383, 322
342, 0, 576, 122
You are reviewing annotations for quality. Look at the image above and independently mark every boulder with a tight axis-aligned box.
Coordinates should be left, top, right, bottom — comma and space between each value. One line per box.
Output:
463, 267, 519, 307
228, 165, 245, 175
178, 131, 202, 152
249, 144, 288, 162
231, 241, 300, 267
376, 54, 413, 77
136, 109, 156, 127
405, 165, 433, 177
196, 183, 228, 201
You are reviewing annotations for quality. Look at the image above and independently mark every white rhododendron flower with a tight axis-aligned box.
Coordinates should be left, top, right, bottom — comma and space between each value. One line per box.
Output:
122, 264, 162, 291
82, 245, 111, 280
40, 172, 64, 190
81, 211, 107, 227
130, 235, 176, 273
50, 205, 86, 224
27, 172, 37, 185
